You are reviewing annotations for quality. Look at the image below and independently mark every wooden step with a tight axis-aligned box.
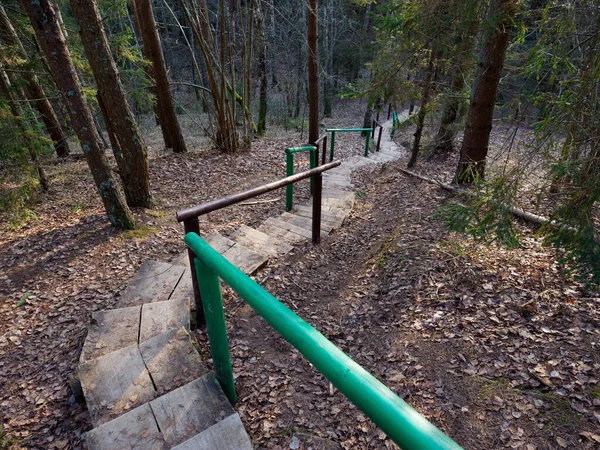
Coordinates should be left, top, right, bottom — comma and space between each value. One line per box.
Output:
172, 413, 253, 450
84, 373, 241, 450
139, 327, 207, 395
258, 218, 307, 244
231, 224, 293, 258
150, 373, 235, 447
85, 403, 165, 450
78, 344, 156, 427
118, 260, 185, 308
140, 297, 190, 343
278, 211, 334, 233
80, 305, 141, 363
292, 203, 346, 222
204, 232, 268, 274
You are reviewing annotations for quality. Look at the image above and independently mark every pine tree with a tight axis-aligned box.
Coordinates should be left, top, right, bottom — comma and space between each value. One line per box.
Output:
70, 0, 153, 208
455, 0, 519, 184
0, 5, 70, 157
132, 0, 187, 153
19, 0, 135, 229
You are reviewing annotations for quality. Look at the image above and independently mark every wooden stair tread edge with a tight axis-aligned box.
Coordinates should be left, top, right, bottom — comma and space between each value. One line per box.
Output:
78, 344, 156, 427
231, 224, 293, 258
139, 327, 208, 395
258, 220, 307, 244
278, 211, 334, 233
203, 232, 236, 254
168, 269, 194, 312
85, 403, 166, 450
221, 242, 269, 275
118, 260, 185, 308
292, 203, 347, 221
171, 413, 253, 450
150, 373, 236, 447
79, 305, 141, 364
139, 297, 190, 343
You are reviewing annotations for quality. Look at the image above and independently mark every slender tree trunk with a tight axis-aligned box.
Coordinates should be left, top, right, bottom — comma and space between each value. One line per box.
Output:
255, 0, 267, 135
307, 0, 319, 144
323, 0, 334, 117
0, 5, 70, 157
19, 0, 134, 228
408, 48, 436, 168
455, 0, 518, 184
70, 0, 152, 208
0, 67, 49, 190
433, 17, 480, 154
135, 0, 187, 153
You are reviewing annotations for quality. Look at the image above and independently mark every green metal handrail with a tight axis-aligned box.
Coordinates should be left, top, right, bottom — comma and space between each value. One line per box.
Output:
285, 146, 317, 211
326, 127, 373, 161
184, 232, 463, 450
391, 111, 398, 138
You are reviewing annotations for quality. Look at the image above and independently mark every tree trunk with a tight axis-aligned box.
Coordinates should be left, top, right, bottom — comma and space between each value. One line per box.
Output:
307, 0, 319, 144
0, 67, 49, 191
433, 16, 480, 154
408, 48, 436, 168
323, 0, 334, 117
135, 0, 187, 153
255, 0, 267, 135
19, 0, 135, 229
70, 0, 152, 208
455, 0, 518, 184
0, 5, 70, 157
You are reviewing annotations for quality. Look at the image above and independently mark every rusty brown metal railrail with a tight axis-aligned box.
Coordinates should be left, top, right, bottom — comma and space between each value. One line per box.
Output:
176, 160, 341, 325
371, 118, 384, 152
314, 133, 328, 165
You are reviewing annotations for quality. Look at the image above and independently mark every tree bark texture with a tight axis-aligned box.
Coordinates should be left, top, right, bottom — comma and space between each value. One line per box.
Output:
408, 48, 436, 168
0, 5, 70, 157
70, 0, 153, 208
455, 0, 518, 184
323, 0, 334, 117
0, 67, 49, 191
135, 0, 187, 153
19, 0, 135, 229
434, 17, 480, 154
255, 0, 267, 135
307, 0, 319, 145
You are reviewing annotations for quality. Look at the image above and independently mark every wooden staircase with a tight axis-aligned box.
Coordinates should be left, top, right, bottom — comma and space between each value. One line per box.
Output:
77, 118, 406, 449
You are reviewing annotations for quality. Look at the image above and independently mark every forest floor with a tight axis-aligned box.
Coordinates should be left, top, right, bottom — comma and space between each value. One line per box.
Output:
1, 100, 599, 450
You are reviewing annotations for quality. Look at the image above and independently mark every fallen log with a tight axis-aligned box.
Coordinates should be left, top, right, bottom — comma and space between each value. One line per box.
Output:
397, 168, 552, 227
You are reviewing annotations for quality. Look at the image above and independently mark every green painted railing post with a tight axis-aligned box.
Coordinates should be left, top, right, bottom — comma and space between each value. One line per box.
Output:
193, 257, 237, 406
285, 151, 294, 211
391, 111, 397, 138
329, 131, 336, 161
364, 132, 371, 156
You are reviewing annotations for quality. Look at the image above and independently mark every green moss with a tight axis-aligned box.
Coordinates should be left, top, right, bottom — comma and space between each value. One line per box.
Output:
121, 225, 157, 240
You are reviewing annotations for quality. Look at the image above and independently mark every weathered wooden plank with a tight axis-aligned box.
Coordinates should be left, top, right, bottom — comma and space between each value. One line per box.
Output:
231, 224, 293, 258
168, 269, 195, 311
258, 219, 307, 244
118, 260, 185, 307
203, 232, 235, 254
171, 251, 190, 268
221, 243, 268, 275
79, 305, 141, 363
279, 211, 334, 233
171, 413, 253, 450
140, 297, 190, 343
292, 203, 346, 222
78, 344, 156, 426
85, 403, 166, 450
150, 374, 235, 447
139, 327, 207, 395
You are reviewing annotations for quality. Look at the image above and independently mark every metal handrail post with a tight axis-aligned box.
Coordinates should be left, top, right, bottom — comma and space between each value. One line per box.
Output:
194, 257, 236, 405
183, 217, 205, 326
311, 171, 322, 244
377, 126, 383, 152
364, 132, 371, 156
285, 152, 294, 211
329, 131, 336, 161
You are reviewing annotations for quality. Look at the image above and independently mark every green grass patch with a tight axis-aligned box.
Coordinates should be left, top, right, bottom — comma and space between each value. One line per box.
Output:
122, 225, 158, 240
